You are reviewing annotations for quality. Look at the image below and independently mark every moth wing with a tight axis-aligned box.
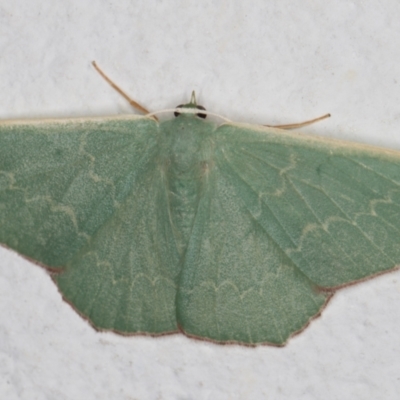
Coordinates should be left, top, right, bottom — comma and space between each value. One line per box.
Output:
177, 123, 400, 345
0, 117, 180, 334
218, 124, 400, 287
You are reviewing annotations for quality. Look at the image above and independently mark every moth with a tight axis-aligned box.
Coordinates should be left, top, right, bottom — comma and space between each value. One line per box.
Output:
1, 63, 398, 346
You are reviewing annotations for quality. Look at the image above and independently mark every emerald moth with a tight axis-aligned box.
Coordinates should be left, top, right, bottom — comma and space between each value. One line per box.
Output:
1, 65, 399, 346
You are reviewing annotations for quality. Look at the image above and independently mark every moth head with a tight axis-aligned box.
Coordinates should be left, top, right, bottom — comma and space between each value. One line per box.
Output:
174, 91, 207, 119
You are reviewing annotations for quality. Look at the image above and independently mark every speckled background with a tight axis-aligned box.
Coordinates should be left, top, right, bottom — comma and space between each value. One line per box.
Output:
1, 1, 400, 399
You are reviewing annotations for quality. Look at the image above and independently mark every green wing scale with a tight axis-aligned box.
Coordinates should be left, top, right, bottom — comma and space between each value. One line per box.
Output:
1, 111, 399, 345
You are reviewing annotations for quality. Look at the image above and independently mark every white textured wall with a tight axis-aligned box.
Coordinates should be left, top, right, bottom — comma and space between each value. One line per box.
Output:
1, 1, 400, 399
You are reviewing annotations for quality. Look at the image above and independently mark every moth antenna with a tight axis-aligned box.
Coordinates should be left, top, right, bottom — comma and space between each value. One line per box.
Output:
92, 61, 158, 121
265, 113, 331, 130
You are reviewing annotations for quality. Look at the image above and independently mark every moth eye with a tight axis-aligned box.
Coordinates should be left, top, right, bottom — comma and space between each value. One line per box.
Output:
174, 105, 207, 119
174, 105, 184, 117
196, 105, 207, 119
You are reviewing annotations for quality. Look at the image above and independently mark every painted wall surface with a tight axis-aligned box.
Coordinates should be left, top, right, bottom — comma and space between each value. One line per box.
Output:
1, 1, 400, 399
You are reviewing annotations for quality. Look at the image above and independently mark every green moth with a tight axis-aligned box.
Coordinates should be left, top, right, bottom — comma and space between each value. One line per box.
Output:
1, 68, 399, 346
